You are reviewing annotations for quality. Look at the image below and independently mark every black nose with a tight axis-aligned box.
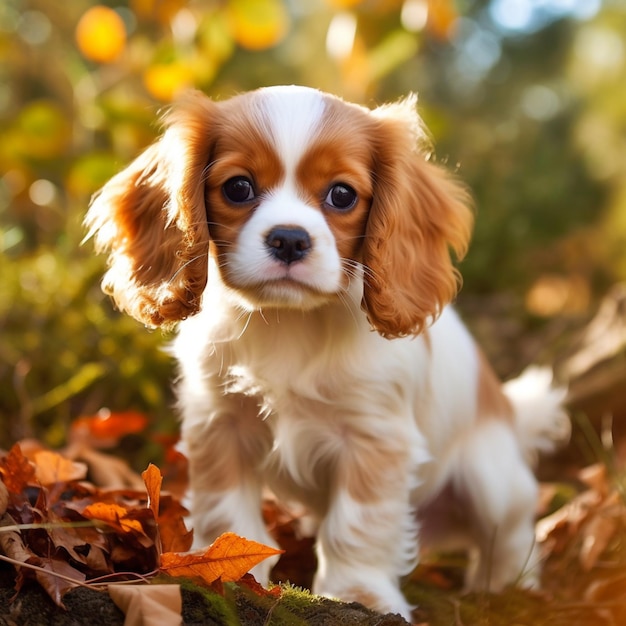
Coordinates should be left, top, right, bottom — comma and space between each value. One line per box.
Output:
265, 227, 312, 265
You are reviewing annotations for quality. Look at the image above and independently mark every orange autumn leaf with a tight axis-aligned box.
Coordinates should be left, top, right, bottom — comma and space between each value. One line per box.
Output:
141, 462, 192, 553
33, 450, 87, 485
159, 532, 283, 585
0, 444, 36, 494
83, 501, 144, 535
142, 463, 162, 523
72, 409, 149, 445
159, 510, 194, 554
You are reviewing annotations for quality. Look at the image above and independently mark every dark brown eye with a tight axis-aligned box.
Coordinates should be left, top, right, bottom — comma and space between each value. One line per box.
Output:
223, 176, 255, 204
325, 183, 357, 211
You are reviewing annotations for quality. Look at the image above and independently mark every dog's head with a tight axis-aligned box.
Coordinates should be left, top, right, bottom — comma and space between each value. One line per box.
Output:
86, 86, 473, 338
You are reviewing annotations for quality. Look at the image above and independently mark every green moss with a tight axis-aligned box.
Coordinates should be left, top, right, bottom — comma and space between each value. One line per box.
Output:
176, 578, 240, 626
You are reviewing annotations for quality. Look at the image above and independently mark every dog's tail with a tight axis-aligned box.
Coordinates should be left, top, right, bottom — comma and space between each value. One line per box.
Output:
503, 366, 571, 466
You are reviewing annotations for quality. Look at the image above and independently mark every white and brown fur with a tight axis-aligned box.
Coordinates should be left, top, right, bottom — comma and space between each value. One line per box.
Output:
86, 86, 569, 619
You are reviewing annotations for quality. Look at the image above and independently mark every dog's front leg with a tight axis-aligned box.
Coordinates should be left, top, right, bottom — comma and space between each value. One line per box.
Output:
180, 391, 279, 584
312, 427, 419, 619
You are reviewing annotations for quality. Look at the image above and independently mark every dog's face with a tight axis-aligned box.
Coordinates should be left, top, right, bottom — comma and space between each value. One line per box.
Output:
86, 86, 473, 337
205, 87, 374, 310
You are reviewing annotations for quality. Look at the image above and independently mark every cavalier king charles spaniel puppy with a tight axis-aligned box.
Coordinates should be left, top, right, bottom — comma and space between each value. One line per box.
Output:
86, 86, 569, 619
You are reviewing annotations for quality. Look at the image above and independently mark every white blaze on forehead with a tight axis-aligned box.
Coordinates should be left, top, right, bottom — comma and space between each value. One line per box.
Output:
256, 86, 327, 175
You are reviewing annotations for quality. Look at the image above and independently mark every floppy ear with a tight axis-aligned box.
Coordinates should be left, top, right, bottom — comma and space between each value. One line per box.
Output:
362, 97, 474, 339
85, 91, 214, 328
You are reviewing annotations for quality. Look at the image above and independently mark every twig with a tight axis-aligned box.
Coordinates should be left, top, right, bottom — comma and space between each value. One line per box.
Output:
0, 553, 158, 590
0, 521, 97, 533
262, 596, 281, 626
0, 553, 105, 593
85, 570, 158, 587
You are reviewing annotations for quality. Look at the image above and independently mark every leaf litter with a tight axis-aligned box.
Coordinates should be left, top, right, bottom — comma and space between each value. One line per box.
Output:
0, 442, 283, 621
1, 420, 626, 624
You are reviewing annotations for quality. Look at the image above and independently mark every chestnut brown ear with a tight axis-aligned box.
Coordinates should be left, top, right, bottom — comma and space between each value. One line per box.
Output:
362, 98, 474, 338
85, 91, 214, 328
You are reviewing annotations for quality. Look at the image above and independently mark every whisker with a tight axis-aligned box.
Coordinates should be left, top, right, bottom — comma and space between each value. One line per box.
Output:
210, 239, 235, 250
206, 221, 241, 235
236, 310, 254, 340
334, 233, 368, 244
336, 284, 361, 330
167, 252, 209, 284
201, 159, 219, 181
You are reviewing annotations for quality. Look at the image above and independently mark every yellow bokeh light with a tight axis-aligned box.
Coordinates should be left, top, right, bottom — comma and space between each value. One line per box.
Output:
226, 0, 290, 51
324, 0, 363, 8
143, 63, 194, 102
76, 6, 127, 63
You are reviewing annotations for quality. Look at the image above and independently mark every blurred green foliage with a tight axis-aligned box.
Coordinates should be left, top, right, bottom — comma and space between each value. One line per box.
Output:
1, 0, 625, 454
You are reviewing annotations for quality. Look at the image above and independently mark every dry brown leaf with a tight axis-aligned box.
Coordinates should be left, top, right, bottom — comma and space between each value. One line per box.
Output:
140, 463, 194, 554
32, 450, 87, 485
579, 513, 620, 570
0, 450, 184, 607
159, 532, 283, 585
46, 511, 110, 572
0, 513, 35, 564
536, 489, 602, 546
71, 447, 145, 490
35, 557, 86, 608
578, 463, 609, 496
142, 464, 162, 523
158, 506, 193, 555
0, 480, 8, 515
0, 444, 36, 494
239, 572, 282, 598
0, 512, 85, 608
109, 584, 182, 626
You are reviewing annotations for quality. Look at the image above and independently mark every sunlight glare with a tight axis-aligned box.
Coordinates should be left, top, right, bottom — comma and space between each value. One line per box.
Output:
401, 0, 428, 33
326, 12, 357, 60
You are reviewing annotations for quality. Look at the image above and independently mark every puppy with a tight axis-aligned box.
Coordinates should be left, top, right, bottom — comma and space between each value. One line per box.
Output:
86, 86, 569, 619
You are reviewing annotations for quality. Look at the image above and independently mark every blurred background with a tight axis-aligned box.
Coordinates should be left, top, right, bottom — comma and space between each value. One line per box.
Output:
1, 0, 625, 465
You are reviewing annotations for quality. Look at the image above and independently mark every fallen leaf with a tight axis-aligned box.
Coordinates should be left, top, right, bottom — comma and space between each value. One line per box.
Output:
45, 511, 110, 573
142, 464, 162, 523
0, 513, 84, 608
73, 447, 145, 490
35, 557, 86, 608
0, 513, 36, 564
71, 409, 149, 447
239, 572, 282, 598
578, 463, 609, 496
83, 502, 145, 535
0, 444, 36, 494
579, 513, 619, 571
159, 532, 283, 585
536, 489, 601, 548
158, 504, 193, 554
0, 452, 174, 606
152, 434, 188, 501
0, 480, 8, 515
33, 450, 87, 485
109, 584, 182, 626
